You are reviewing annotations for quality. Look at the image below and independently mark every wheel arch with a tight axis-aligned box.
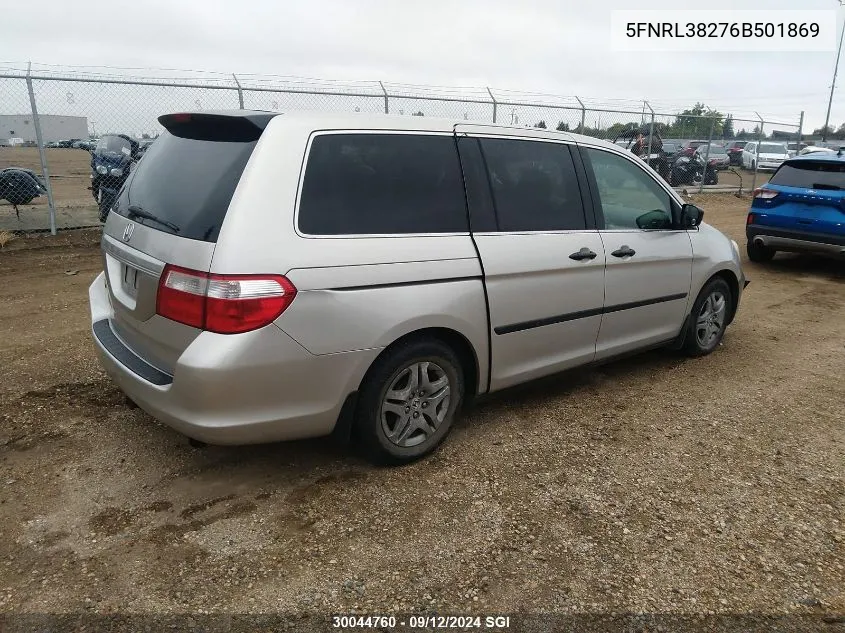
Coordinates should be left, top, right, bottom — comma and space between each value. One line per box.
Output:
703, 269, 740, 325
357, 327, 482, 401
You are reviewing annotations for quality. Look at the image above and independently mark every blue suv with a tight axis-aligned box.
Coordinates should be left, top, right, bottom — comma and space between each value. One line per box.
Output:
746, 152, 845, 262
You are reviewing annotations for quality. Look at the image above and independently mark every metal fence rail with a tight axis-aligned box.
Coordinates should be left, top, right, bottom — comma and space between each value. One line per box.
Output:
0, 65, 804, 234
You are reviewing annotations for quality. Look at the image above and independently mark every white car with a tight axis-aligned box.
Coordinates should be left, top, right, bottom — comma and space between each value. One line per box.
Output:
798, 145, 837, 156
741, 141, 790, 171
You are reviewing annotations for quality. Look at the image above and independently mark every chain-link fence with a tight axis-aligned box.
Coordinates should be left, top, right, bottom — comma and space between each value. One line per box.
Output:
0, 66, 805, 233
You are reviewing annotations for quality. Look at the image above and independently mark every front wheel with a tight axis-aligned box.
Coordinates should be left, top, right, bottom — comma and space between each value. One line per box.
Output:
683, 278, 733, 357
354, 339, 464, 465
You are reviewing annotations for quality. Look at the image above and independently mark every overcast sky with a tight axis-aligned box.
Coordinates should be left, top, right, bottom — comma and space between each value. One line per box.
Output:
1, 0, 842, 133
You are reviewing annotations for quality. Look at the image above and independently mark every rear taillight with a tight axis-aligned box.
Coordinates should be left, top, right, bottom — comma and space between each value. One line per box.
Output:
156, 265, 296, 334
753, 188, 779, 200
747, 213, 756, 225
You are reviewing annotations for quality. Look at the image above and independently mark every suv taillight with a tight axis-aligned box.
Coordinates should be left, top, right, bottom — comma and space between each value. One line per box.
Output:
156, 265, 296, 334
753, 188, 779, 200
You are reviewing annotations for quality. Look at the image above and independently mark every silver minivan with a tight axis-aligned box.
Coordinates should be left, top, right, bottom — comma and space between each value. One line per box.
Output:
89, 111, 747, 464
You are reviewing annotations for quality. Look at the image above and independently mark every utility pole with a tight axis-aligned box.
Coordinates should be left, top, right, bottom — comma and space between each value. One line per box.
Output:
823, 1, 845, 142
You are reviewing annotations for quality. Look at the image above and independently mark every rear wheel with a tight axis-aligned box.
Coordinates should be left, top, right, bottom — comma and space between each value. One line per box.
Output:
354, 338, 464, 465
747, 240, 775, 262
683, 278, 733, 357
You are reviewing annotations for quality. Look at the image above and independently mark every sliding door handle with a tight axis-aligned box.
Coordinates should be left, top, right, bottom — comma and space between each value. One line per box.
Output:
569, 247, 598, 261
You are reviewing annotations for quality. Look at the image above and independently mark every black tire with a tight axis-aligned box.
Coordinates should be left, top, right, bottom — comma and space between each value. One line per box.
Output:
354, 338, 464, 465
747, 240, 775, 262
683, 278, 734, 357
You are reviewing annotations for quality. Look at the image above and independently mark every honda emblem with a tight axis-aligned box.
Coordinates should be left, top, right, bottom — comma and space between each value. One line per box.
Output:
122, 223, 135, 242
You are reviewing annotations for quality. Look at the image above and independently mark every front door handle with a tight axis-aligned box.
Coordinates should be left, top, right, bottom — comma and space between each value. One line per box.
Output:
569, 247, 598, 261
611, 246, 636, 258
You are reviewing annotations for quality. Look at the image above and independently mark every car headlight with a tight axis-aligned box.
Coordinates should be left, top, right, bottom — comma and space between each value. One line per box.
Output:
96, 165, 107, 175
109, 168, 123, 177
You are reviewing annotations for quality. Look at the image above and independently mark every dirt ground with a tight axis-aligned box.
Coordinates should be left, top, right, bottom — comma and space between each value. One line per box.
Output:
0, 195, 843, 629
0, 147, 99, 231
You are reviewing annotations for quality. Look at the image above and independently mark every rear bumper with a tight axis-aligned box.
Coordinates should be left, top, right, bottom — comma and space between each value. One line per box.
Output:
746, 225, 845, 257
88, 272, 378, 445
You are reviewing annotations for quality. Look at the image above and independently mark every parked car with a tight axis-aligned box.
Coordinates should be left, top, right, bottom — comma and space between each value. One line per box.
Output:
799, 145, 836, 156
694, 143, 730, 170
786, 142, 809, 157
88, 111, 747, 464
724, 140, 747, 165
746, 151, 845, 262
56, 140, 74, 148
680, 140, 708, 157
742, 142, 790, 171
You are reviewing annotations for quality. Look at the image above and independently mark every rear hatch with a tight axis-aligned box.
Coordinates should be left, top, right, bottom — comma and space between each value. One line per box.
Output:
753, 158, 845, 237
100, 111, 276, 374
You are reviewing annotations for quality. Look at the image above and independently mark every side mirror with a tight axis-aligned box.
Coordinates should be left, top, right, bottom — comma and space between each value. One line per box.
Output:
680, 203, 704, 228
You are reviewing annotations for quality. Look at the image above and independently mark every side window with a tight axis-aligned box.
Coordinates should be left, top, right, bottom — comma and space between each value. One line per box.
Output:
585, 148, 673, 231
298, 133, 467, 235
479, 138, 586, 232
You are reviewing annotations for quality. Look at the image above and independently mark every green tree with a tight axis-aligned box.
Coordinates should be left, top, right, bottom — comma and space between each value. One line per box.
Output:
556, 121, 570, 132
605, 121, 641, 140
812, 125, 835, 138
534, 120, 547, 129
671, 103, 724, 138
722, 115, 734, 139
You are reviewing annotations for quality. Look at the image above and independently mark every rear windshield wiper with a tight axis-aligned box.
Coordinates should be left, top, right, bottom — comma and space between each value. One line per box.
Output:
127, 205, 181, 232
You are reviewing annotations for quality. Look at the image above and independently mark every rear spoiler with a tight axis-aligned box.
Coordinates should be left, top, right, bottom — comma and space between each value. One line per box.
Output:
158, 111, 279, 142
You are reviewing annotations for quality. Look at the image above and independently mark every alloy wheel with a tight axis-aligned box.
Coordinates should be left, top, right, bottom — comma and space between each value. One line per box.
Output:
380, 361, 451, 448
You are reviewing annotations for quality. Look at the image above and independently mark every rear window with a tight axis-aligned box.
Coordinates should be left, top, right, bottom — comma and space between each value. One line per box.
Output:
769, 161, 845, 190
116, 130, 257, 242
298, 133, 467, 235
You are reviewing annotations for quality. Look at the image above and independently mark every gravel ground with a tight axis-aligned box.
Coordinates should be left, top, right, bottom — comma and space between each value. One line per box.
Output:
0, 195, 843, 631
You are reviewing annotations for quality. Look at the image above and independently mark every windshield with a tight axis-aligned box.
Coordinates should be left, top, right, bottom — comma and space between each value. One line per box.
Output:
769, 161, 845, 190
702, 144, 727, 155
759, 143, 788, 155
96, 135, 133, 156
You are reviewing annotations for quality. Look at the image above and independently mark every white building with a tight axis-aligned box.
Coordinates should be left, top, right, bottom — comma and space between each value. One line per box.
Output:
0, 114, 89, 144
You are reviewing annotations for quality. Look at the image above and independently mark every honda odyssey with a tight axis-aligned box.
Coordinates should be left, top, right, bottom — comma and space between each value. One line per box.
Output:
89, 111, 747, 464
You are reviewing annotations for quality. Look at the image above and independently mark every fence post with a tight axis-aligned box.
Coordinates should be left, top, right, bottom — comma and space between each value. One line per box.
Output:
750, 112, 764, 194
25, 63, 57, 235
646, 102, 655, 170
797, 110, 804, 149
698, 115, 716, 193
575, 96, 585, 134
486, 87, 497, 123
232, 73, 244, 109
378, 81, 389, 114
